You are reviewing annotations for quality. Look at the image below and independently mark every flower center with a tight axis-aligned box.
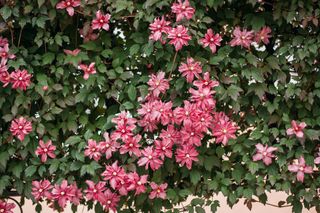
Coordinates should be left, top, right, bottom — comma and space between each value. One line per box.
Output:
190, 132, 194, 136
129, 143, 133, 147
157, 25, 161, 29
261, 36, 264, 40
1, 52, 7, 57
92, 148, 96, 152
0, 209, 4, 212
93, 189, 97, 193
137, 181, 142, 185
107, 200, 111, 204
19, 125, 23, 129
190, 66, 194, 71
155, 81, 160, 86
262, 151, 267, 156
186, 154, 190, 158
44, 148, 48, 152
299, 166, 304, 171
39, 189, 43, 192
159, 108, 163, 112
241, 36, 246, 40
100, 19, 104, 23
162, 147, 166, 150
106, 144, 110, 148
113, 172, 117, 176
148, 155, 153, 159
200, 93, 204, 98
182, 5, 186, 10
201, 118, 205, 122
177, 33, 182, 38
147, 109, 151, 113
210, 38, 214, 42
222, 129, 227, 133
66, 1, 71, 6
185, 111, 189, 116
294, 127, 299, 131
204, 81, 208, 85
60, 191, 65, 196
19, 77, 23, 81
157, 188, 161, 193
121, 129, 126, 133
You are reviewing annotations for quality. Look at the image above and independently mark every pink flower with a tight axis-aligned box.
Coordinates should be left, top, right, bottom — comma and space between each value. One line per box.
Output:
149, 182, 167, 199
171, 0, 195, 22
101, 161, 126, 189
31, 180, 53, 201
84, 180, 106, 203
80, 27, 99, 42
0, 44, 15, 60
79, 62, 96, 80
137, 101, 156, 121
137, 146, 163, 171
175, 145, 199, 169
111, 122, 135, 141
288, 156, 313, 182
102, 189, 120, 212
51, 180, 74, 208
193, 72, 219, 89
35, 139, 56, 163
127, 172, 148, 195
178, 58, 202, 83
98, 132, 120, 159
112, 111, 137, 127
0, 65, 10, 87
0, 37, 8, 47
255, 26, 272, 45
168, 25, 191, 51
10, 117, 32, 141
69, 183, 82, 205
286, 120, 306, 138
64, 49, 81, 56
180, 123, 203, 147
91, 10, 111, 31
189, 87, 215, 109
56, 0, 81, 16
84, 139, 101, 161
174, 101, 197, 126
230, 27, 254, 49
149, 16, 171, 42
212, 119, 238, 145
155, 139, 173, 159
147, 71, 169, 97
252, 143, 277, 165
119, 134, 142, 157
152, 101, 173, 126
0, 200, 15, 213
160, 125, 181, 144
200, 29, 222, 54
115, 177, 130, 196
10, 69, 32, 90
193, 111, 212, 133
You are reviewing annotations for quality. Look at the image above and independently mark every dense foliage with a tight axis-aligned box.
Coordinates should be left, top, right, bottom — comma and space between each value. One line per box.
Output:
1, 0, 320, 212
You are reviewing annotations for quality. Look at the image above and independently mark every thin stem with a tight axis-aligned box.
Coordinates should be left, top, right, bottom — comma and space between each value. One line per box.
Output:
265, 202, 292, 208
18, 26, 24, 47
168, 51, 178, 80
75, 9, 85, 15
7, 197, 23, 213
9, 27, 14, 45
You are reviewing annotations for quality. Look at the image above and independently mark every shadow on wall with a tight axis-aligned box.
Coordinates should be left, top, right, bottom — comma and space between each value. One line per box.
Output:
13, 191, 316, 213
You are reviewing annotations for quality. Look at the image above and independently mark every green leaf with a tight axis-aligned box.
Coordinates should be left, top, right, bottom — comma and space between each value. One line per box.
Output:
0, 5, 12, 20
195, 207, 205, 213
127, 84, 137, 101
42, 52, 55, 65
0, 151, 10, 168
227, 85, 243, 101
0, 176, 10, 194
38, 0, 45, 7
25, 165, 37, 177
190, 170, 201, 184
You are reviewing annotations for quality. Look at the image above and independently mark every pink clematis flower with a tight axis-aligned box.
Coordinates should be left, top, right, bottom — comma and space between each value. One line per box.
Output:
0, 200, 15, 213
64, 49, 81, 56
180, 123, 203, 147
178, 58, 202, 83
255, 26, 272, 45
154, 139, 173, 159
0, 44, 15, 61
288, 156, 313, 182
230, 27, 254, 49
127, 172, 148, 195
78, 62, 96, 80
56, 0, 81, 16
174, 100, 198, 126
0, 66, 10, 87
189, 86, 216, 109
159, 125, 181, 144
10, 69, 32, 91
31, 180, 53, 201
200, 29, 223, 54
10, 117, 32, 141
147, 71, 170, 97
111, 122, 135, 141
84, 139, 101, 161
91, 10, 111, 31
286, 120, 306, 138
101, 161, 126, 189
168, 25, 191, 51
102, 189, 120, 212
171, 0, 195, 22
149, 182, 168, 199
112, 111, 137, 127
212, 119, 238, 145
69, 183, 82, 206
120, 134, 142, 157
252, 143, 277, 165
152, 100, 173, 126
35, 139, 56, 163
137, 146, 163, 171
98, 132, 120, 159
175, 145, 199, 169
0, 37, 8, 47
193, 72, 219, 89
84, 180, 106, 203
149, 16, 171, 42
51, 180, 75, 208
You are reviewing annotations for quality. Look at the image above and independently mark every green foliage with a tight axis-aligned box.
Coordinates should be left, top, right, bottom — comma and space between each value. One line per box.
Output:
0, 0, 320, 212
